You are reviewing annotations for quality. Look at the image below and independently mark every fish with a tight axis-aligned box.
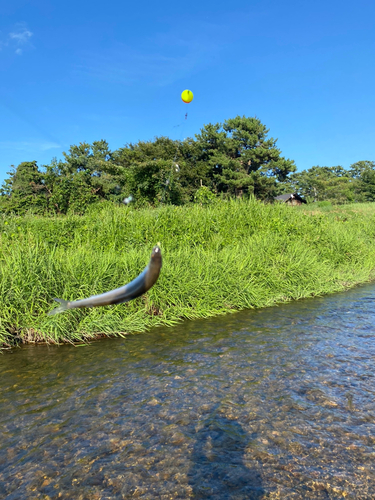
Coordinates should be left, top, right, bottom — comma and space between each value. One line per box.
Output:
48, 245, 162, 316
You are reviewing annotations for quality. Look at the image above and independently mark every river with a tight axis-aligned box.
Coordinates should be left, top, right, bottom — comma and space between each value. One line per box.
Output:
1, 283, 375, 499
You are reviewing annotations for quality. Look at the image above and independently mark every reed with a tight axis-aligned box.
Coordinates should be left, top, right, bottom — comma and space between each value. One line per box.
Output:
1, 198, 375, 347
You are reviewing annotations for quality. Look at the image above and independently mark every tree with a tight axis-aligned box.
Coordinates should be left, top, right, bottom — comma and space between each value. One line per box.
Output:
348, 160, 375, 179
113, 137, 192, 205
350, 161, 375, 202
192, 116, 296, 199
62, 140, 125, 202
40, 140, 127, 214
0, 161, 47, 214
284, 165, 357, 204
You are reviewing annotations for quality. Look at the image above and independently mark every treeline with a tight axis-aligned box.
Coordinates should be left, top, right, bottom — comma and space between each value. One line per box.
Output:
0, 115, 374, 215
281, 162, 375, 204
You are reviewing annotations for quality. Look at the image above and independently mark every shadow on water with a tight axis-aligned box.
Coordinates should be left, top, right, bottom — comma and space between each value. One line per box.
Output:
188, 409, 264, 500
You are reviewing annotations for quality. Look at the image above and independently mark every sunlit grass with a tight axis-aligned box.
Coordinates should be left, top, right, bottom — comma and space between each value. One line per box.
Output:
1, 198, 375, 347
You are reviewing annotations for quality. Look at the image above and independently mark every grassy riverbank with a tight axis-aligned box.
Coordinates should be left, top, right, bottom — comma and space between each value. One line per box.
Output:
1, 199, 375, 347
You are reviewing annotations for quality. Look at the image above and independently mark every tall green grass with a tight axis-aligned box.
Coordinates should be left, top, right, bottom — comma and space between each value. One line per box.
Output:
1, 199, 375, 347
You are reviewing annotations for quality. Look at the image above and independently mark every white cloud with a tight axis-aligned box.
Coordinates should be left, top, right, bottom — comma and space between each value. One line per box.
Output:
9, 28, 33, 45
0, 24, 34, 55
74, 22, 225, 87
0, 33, 8, 51
0, 141, 61, 152
40, 142, 61, 151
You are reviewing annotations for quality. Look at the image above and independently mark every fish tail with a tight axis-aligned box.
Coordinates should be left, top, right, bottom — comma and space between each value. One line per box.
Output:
48, 298, 70, 316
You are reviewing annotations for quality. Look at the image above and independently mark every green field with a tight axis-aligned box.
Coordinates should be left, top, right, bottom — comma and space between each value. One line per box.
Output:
1, 199, 375, 348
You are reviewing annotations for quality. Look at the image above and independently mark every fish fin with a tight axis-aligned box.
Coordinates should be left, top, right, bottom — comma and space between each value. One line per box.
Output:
48, 298, 70, 316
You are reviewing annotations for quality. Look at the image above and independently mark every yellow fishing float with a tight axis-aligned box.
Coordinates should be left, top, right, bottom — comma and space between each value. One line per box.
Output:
181, 89, 194, 103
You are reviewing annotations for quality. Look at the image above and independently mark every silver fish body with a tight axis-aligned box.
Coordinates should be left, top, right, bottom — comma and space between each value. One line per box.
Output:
48, 245, 162, 315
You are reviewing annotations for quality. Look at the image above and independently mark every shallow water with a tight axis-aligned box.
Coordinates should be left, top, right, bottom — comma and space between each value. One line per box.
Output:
1, 284, 375, 499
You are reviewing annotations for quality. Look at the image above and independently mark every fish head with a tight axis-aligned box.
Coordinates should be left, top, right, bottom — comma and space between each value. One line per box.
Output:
151, 245, 162, 267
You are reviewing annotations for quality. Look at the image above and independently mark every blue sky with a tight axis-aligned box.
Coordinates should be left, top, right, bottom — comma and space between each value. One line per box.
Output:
0, 0, 374, 185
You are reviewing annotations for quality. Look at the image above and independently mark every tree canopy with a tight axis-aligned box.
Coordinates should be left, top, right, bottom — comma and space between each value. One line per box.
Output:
281, 162, 375, 204
0, 116, 374, 215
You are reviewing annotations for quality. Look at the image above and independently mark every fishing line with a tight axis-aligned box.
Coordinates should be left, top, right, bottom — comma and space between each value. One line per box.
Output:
160, 113, 187, 204
126, 89, 194, 233
155, 90, 193, 206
